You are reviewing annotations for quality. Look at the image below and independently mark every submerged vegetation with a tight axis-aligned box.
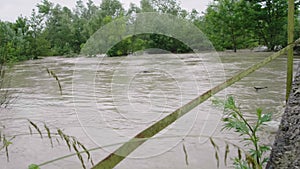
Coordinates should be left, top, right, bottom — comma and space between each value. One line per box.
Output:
211, 96, 272, 169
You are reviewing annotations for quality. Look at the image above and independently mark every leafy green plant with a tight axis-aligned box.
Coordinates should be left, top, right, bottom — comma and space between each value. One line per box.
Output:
28, 164, 40, 169
212, 96, 272, 169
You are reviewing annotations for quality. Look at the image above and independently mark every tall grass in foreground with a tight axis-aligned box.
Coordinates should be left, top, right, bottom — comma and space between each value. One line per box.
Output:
211, 96, 272, 169
0, 67, 92, 169
0, 120, 93, 169
27, 120, 94, 169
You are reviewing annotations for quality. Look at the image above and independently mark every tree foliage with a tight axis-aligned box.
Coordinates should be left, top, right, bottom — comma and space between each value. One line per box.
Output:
201, 0, 299, 51
0, 0, 298, 60
0, 0, 200, 59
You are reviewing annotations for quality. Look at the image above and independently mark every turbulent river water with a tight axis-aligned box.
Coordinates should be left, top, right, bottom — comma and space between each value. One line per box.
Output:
1, 51, 299, 169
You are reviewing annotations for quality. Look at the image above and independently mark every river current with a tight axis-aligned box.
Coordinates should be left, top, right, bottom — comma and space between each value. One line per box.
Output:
1, 51, 299, 169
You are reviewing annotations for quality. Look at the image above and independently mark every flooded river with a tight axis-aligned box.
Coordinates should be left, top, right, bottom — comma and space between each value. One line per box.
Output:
1, 51, 299, 169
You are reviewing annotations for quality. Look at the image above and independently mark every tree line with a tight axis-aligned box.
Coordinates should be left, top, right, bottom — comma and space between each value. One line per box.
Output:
0, 0, 299, 62
202, 0, 300, 52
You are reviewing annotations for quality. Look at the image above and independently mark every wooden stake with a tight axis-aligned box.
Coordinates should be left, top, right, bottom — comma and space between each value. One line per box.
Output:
287, 0, 295, 101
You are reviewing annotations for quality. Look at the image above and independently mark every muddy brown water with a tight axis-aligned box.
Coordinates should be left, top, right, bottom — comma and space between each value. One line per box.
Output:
1, 51, 299, 169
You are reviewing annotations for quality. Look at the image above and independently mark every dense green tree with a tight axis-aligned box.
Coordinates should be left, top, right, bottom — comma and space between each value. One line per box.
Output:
0, 21, 15, 63
140, 0, 156, 12
28, 9, 51, 58
0, 17, 33, 62
10, 17, 31, 59
246, 0, 289, 49
126, 3, 142, 16
202, 0, 299, 51
0, 0, 213, 58
139, 0, 185, 16
203, 0, 255, 52
151, 0, 182, 15
37, 0, 53, 15
38, 3, 75, 55
1, 0, 298, 59
100, 0, 124, 17
11, 17, 29, 36
71, 1, 93, 53
83, 0, 124, 38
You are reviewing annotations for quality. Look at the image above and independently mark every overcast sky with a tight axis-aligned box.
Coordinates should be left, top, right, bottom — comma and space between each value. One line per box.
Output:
0, 0, 211, 22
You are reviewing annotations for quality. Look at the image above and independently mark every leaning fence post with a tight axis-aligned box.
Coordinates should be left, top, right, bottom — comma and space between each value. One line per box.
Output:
287, 0, 295, 101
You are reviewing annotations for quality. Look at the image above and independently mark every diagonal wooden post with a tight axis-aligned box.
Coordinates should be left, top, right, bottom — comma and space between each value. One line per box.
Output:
287, 0, 295, 101
92, 39, 300, 169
